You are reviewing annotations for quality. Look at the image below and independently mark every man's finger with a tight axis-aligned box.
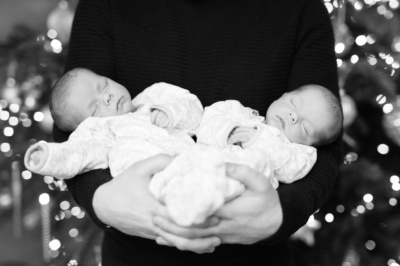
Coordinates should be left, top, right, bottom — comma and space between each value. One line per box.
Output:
225, 163, 269, 192
153, 216, 218, 239
156, 236, 173, 247
155, 229, 221, 254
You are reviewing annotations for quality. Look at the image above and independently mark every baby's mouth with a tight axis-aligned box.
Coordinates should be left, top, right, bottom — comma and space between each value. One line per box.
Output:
276, 114, 285, 130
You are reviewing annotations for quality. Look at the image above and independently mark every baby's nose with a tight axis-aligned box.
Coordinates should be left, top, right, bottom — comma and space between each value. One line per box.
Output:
103, 93, 112, 105
289, 112, 298, 123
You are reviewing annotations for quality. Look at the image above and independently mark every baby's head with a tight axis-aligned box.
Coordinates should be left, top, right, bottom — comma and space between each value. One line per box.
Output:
265, 84, 343, 147
50, 68, 134, 132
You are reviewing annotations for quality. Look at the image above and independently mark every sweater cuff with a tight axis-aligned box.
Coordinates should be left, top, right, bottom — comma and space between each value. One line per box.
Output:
65, 169, 113, 230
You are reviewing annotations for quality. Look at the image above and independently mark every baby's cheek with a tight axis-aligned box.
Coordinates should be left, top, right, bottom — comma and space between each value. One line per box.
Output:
286, 128, 301, 143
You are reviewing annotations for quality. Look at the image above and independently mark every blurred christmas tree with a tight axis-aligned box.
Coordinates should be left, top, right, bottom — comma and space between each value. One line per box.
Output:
1, 0, 400, 265
0, 1, 101, 265
292, 1, 400, 265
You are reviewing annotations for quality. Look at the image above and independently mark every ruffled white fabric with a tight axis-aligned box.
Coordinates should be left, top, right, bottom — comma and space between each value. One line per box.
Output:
24, 83, 202, 179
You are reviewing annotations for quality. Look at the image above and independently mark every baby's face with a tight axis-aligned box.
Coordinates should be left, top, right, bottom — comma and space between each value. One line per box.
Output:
265, 85, 331, 146
66, 71, 134, 128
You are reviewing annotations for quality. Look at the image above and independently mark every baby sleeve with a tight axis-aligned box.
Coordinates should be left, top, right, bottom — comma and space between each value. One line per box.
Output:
24, 117, 115, 179
196, 100, 264, 147
242, 124, 317, 185
132, 82, 203, 134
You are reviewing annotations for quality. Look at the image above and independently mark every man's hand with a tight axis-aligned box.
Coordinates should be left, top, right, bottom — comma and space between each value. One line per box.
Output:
93, 154, 173, 239
151, 109, 170, 128
152, 163, 282, 247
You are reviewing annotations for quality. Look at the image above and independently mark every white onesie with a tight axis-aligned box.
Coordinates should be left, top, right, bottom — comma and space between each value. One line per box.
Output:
196, 100, 317, 187
24, 82, 202, 179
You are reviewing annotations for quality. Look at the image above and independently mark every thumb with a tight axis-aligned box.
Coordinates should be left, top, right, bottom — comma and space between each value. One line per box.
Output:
225, 163, 270, 192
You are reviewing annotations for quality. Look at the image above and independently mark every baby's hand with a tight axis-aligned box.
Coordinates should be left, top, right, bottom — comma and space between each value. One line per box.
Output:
29, 147, 44, 166
227, 126, 257, 146
151, 109, 170, 128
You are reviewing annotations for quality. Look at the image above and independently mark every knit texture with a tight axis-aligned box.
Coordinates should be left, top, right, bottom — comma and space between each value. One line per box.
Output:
54, 0, 342, 264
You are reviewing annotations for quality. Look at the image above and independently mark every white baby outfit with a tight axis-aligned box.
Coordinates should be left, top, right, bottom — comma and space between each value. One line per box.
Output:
196, 100, 317, 188
24, 83, 202, 179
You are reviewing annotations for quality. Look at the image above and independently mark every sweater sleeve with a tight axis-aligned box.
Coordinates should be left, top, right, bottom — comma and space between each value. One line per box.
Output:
263, 0, 342, 244
57, 0, 116, 229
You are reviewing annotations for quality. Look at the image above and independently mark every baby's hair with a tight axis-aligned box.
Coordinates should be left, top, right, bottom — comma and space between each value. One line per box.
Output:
49, 68, 94, 132
300, 85, 343, 147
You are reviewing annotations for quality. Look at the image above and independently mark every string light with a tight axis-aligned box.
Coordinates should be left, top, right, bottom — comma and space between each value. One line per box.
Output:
9, 104, 19, 113
363, 194, 374, 203
367, 34, 376, 44
60, 201, 70, 210
354, 1, 364, 10
377, 144, 389, 154
1, 111, 10, 121
71, 206, 81, 216
392, 183, 400, 191
389, 0, 400, 9
69, 228, 79, 238
365, 240, 376, 250
325, 213, 334, 223
376, 94, 387, 104
33, 112, 44, 122
0, 143, 10, 153
366, 202, 374, 210
49, 239, 61, 251
389, 198, 397, 206
47, 29, 57, 39
4, 127, 14, 137
21, 170, 32, 180
350, 54, 359, 64
355, 35, 367, 46
356, 205, 366, 214
336, 205, 345, 213
383, 103, 394, 113
390, 175, 399, 183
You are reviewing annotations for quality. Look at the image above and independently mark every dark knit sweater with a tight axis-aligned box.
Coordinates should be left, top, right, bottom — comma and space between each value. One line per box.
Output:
55, 0, 341, 265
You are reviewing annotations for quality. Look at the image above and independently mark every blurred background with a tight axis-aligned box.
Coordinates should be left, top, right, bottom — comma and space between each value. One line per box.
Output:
0, 0, 400, 265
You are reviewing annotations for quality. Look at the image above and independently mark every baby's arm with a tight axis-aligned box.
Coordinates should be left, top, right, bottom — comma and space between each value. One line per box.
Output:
151, 109, 170, 128
25, 142, 49, 171
26, 144, 45, 166
24, 139, 112, 179
24, 117, 115, 179
227, 126, 257, 147
133, 82, 203, 133
242, 124, 317, 184
197, 100, 262, 147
